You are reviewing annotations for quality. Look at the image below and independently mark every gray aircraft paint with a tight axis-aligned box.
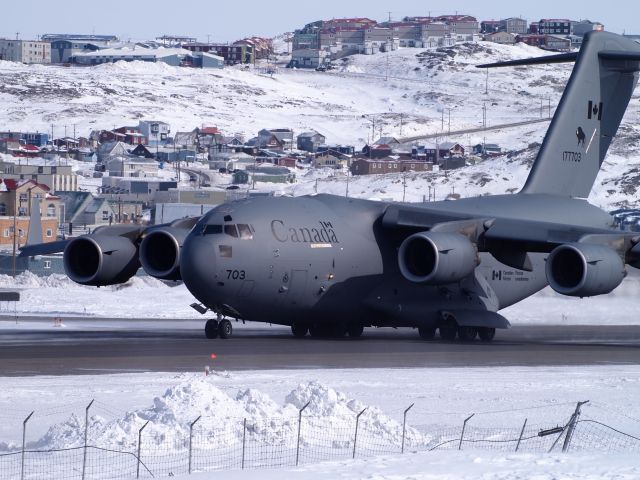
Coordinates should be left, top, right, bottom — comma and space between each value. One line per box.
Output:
20, 32, 640, 336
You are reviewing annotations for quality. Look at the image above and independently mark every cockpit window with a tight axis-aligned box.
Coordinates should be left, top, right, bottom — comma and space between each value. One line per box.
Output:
203, 223, 253, 239
237, 224, 253, 240
203, 224, 223, 235
224, 224, 239, 238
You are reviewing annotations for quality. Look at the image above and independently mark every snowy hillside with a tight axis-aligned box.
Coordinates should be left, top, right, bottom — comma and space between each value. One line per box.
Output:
1, 41, 640, 208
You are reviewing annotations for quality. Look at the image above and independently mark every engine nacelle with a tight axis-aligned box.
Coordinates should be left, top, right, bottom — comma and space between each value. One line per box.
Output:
64, 235, 140, 286
139, 228, 188, 280
545, 243, 626, 297
398, 232, 478, 284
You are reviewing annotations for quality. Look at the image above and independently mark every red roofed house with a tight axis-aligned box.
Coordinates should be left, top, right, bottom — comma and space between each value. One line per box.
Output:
0, 179, 61, 245
362, 144, 393, 159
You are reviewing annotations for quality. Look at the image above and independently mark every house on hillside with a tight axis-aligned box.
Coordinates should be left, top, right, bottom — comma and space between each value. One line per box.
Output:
297, 131, 326, 152
174, 131, 198, 150
57, 191, 117, 226
484, 31, 517, 44
374, 137, 400, 146
105, 156, 159, 177
98, 141, 130, 162
113, 126, 147, 145
473, 143, 502, 156
139, 120, 171, 146
362, 144, 393, 159
317, 145, 355, 156
438, 142, 465, 158
259, 129, 294, 150
129, 144, 155, 158
313, 154, 348, 169
350, 159, 433, 175
0, 179, 61, 245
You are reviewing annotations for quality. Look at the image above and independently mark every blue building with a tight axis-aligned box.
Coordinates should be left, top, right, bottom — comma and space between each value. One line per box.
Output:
0, 131, 49, 147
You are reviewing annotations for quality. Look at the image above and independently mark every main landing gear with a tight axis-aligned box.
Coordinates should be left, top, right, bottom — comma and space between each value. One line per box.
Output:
417, 322, 496, 342
205, 318, 233, 339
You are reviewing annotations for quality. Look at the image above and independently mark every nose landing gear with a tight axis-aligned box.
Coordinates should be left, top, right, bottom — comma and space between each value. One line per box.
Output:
204, 318, 233, 339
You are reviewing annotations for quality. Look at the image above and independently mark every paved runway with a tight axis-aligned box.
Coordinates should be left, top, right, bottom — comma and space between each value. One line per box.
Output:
0, 318, 639, 376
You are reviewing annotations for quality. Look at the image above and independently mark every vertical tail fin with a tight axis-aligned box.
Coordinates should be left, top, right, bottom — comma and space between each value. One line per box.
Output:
479, 32, 640, 198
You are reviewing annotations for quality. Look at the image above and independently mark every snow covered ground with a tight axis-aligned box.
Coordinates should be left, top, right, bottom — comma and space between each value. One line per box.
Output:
1, 41, 640, 209
0, 366, 639, 479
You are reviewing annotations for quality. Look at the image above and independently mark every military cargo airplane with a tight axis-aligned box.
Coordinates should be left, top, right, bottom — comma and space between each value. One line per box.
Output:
23, 32, 640, 342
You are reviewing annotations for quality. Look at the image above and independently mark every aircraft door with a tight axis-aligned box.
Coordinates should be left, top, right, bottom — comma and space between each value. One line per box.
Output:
288, 269, 308, 305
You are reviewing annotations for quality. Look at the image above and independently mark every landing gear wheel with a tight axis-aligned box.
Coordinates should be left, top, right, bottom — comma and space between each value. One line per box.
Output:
478, 327, 496, 342
439, 325, 457, 341
347, 322, 364, 338
418, 326, 436, 340
291, 322, 309, 338
205, 319, 219, 339
218, 319, 233, 339
457, 326, 478, 342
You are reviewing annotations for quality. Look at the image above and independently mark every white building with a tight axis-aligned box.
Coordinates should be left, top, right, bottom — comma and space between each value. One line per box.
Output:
105, 156, 159, 178
139, 121, 171, 146
0, 39, 51, 63
73, 46, 191, 66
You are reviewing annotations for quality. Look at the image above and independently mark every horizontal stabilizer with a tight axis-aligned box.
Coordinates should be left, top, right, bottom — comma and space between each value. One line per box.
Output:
599, 51, 640, 61
477, 52, 578, 69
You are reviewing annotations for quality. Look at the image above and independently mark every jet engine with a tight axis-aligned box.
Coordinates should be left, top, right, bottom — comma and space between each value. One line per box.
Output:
63, 235, 140, 286
545, 243, 625, 297
139, 228, 188, 281
398, 232, 478, 284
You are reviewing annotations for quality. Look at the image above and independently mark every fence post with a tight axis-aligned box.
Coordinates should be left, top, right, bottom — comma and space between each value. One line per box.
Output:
353, 408, 367, 459
21, 411, 34, 480
458, 414, 474, 451
296, 401, 310, 466
401, 403, 414, 454
188, 416, 201, 474
136, 420, 149, 479
82, 399, 94, 480
515, 418, 527, 452
241, 418, 247, 470
562, 401, 588, 453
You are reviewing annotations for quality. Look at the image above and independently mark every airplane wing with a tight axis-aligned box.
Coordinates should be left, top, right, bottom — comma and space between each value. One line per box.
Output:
382, 204, 640, 270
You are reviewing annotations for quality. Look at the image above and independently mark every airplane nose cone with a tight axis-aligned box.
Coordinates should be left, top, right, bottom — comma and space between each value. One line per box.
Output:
181, 232, 216, 306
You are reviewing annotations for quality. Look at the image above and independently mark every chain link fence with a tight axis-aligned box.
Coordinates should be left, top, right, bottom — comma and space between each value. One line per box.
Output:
1, 400, 639, 479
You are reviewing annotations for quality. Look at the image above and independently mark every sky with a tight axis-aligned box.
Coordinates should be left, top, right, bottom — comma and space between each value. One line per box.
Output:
0, 0, 637, 43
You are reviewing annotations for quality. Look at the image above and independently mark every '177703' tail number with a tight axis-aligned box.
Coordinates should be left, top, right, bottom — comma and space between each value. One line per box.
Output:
563, 151, 582, 162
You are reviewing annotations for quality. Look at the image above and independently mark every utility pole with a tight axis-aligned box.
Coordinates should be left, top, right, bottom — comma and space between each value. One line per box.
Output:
482, 101, 487, 153
441, 109, 444, 131
540, 98, 543, 118
448, 108, 451, 134
485, 68, 489, 95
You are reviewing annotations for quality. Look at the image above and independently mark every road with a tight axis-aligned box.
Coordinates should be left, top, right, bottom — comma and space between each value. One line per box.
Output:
0, 319, 638, 376
399, 117, 551, 143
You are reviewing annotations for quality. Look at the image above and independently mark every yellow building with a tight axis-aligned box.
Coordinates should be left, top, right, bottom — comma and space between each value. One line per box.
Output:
0, 179, 61, 246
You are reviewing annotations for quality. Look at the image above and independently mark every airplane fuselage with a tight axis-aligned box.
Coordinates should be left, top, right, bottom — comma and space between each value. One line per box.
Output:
180, 193, 611, 329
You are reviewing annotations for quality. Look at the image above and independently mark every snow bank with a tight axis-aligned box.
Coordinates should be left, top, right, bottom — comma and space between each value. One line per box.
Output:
12, 377, 425, 452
